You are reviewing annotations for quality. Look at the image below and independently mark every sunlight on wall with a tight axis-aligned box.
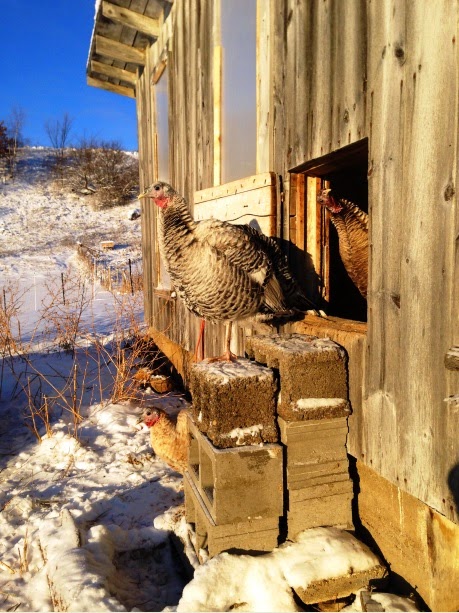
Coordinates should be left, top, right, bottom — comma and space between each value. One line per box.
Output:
155, 68, 171, 289
221, 0, 256, 184
156, 67, 169, 183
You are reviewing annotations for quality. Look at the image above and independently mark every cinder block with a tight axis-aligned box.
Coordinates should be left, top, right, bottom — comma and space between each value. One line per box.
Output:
245, 334, 349, 420
288, 479, 354, 504
287, 491, 354, 538
291, 529, 387, 605
189, 358, 278, 447
184, 473, 279, 561
286, 461, 351, 491
279, 416, 350, 487
277, 415, 354, 535
187, 414, 283, 525
287, 470, 351, 492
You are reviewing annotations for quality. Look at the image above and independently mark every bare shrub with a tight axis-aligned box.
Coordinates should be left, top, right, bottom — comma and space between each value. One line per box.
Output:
1, 267, 156, 442
69, 138, 138, 208
40, 270, 91, 352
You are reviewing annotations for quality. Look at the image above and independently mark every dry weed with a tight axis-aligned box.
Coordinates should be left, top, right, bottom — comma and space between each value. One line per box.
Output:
1, 266, 161, 442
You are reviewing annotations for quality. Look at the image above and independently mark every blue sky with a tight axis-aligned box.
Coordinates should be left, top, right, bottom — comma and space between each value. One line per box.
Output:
0, 1, 138, 151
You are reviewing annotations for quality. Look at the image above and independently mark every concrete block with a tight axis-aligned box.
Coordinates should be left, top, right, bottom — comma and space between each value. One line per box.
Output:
288, 479, 354, 505
245, 334, 349, 420
287, 491, 354, 538
287, 470, 351, 492
278, 415, 349, 444
189, 358, 278, 447
287, 461, 351, 491
184, 473, 279, 561
279, 416, 350, 487
294, 566, 387, 606
187, 414, 283, 525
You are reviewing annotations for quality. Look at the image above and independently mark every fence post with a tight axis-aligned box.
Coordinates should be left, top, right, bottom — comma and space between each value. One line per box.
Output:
61, 272, 66, 306
128, 259, 134, 294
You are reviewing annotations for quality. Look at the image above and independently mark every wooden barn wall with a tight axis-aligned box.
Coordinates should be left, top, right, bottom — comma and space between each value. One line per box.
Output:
138, 0, 230, 368
364, 0, 458, 525
137, 51, 155, 330
269, 0, 367, 174
137, 0, 458, 523
269, 0, 459, 524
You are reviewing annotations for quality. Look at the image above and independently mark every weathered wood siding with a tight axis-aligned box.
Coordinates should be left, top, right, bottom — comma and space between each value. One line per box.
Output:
137, 0, 459, 524
137, 0, 230, 369
266, 0, 459, 525
363, 0, 459, 524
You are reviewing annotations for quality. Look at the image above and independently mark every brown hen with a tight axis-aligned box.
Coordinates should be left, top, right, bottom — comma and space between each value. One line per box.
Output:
137, 407, 188, 473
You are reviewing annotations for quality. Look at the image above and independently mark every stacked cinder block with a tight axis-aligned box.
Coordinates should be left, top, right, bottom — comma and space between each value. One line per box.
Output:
185, 359, 284, 561
246, 333, 354, 538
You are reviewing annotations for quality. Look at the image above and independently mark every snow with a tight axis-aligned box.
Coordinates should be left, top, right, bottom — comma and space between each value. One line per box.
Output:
221, 423, 263, 445
0, 149, 187, 611
0, 148, 141, 279
254, 334, 341, 355
194, 358, 273, 385
343, 590, 419, 612
177, 528, 400, 613
295, 398, 346, 410
0, 149, 419, 612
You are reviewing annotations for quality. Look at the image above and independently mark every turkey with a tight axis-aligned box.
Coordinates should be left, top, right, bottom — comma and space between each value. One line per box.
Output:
139, 181, 320, 361
139, 181, 318, 360
318, 189, 368, 298
137, 407, 188, 473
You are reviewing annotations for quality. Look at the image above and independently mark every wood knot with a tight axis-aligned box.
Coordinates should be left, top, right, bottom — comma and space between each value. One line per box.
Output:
394, 44, 406, 65
390, 293, 401, 309
444, 182, 455, 201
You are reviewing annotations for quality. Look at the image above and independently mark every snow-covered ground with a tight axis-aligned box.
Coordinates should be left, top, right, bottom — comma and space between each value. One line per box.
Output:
0, 148, 189, 611
0, 149, 420, 612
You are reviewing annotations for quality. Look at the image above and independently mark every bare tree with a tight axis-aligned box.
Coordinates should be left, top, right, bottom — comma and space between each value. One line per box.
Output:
0, 122, 8, 157
44, 112, 73, 180
0, 121, 10, 181
71, 135, 99, 193
5, 106, 26, 179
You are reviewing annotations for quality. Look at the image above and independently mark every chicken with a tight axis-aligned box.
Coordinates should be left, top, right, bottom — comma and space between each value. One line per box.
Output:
137, 407, 188, 473
139, 181, 318, 360
318, 189, 368, 298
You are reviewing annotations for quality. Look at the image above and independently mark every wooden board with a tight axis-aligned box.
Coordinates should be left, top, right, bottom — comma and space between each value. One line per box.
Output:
194, 172, 277, 236
358, 461, 459, 612
364, 0, 459, 524
101, 1, 160, 37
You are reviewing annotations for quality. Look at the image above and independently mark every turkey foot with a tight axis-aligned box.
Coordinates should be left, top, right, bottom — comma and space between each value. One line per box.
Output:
205, 322, 238, 362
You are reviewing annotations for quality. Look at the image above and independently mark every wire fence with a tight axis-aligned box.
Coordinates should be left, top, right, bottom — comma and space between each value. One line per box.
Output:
76, 242, 143, 295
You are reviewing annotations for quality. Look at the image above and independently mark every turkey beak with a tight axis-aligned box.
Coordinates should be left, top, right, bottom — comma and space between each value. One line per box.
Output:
138, 191, 148, 200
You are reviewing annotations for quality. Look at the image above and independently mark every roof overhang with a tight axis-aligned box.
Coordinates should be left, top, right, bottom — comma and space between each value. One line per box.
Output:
86, 0, 173, 99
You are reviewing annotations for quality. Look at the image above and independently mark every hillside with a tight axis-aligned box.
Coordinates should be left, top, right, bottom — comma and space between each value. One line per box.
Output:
0, 147, 142, 277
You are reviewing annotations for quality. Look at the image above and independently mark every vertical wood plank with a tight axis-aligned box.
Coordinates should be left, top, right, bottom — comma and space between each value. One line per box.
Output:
256, 0, 271, 173
213, 45, 222, 187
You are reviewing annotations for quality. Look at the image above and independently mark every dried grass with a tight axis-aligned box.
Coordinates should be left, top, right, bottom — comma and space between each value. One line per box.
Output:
0, 267, 161, 443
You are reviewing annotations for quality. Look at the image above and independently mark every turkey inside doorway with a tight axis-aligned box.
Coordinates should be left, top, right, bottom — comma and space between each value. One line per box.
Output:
291, 138, 369, 323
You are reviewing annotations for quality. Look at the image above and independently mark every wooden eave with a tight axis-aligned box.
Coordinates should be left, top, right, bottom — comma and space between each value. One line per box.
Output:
86, 0, 173, 98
